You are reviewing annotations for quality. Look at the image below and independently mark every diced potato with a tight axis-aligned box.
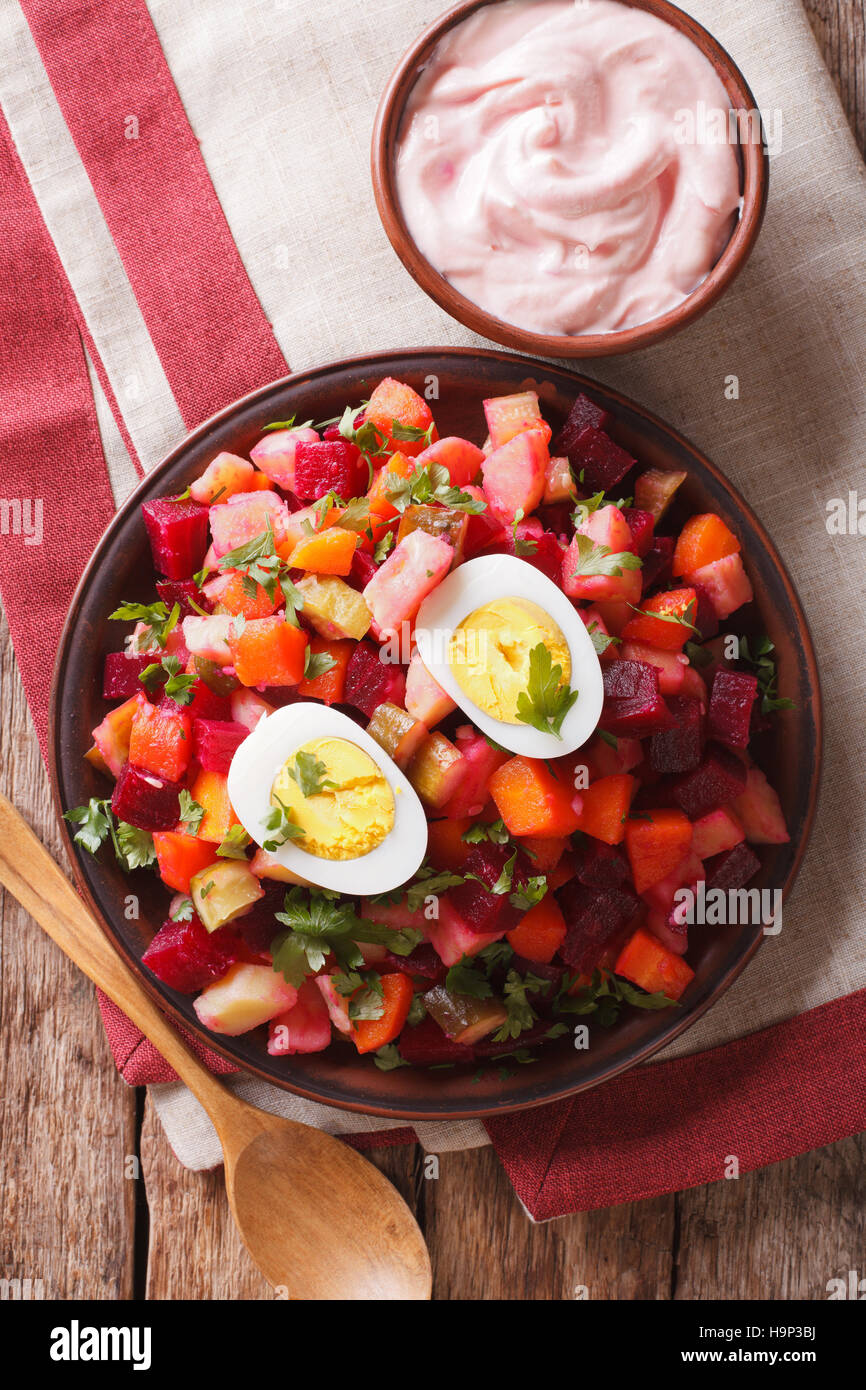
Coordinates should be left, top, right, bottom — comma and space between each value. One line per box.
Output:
295, 574, 372, 641
194, 963, 297, 1035
190, 859, 264, 933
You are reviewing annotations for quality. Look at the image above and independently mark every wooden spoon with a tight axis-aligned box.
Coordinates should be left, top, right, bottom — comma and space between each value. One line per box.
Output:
0, 795, 431, 1300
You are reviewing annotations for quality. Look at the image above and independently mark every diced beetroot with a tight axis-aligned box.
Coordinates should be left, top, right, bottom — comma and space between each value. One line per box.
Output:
536, 501, 573, 536
103, 651, 160, 700
424, 898, 504, 966
600, 660, 675, 738
267, 979, 332, 1055
620, 642, 689, 695
508, 957, 565, 997
343, 640, 406, 718
691, 807, 746, 859
348, 548, 378, 591
704, 841, 762, 892
731, 765, 790, 844
707, 670, 758, 749
445, 877, 511, 937
382, 942, 447, 984
398, 1014, 476, 1066
462, 485, 507, 557
557, 881, 641, 974
142, 914, 243, 993
671, 743, 747, 819
573, 839, 630, 890
641, 535, 675, 593
141, 497, 210, 580
552, 392, 613, 459
649, 695, 705, 774
192, 718, 249, 774
474, 1018, 559, 1057
293, 439, 368, 502
441, 726, 508, 818
111, 762, 183, 831
185, 680, 233, 722
523, 530, 566, 583
569, 425, 635, 492
156, 578, 212, 618
691, 582, 719, 639
623, 508, 655, 557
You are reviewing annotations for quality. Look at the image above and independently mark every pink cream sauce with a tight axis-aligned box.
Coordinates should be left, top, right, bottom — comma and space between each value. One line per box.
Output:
396, 0, 742, 336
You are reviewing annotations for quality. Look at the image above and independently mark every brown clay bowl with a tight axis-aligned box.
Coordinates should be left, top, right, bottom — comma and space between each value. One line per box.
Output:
371, 0, 769, 357
50, 348, 820, 1120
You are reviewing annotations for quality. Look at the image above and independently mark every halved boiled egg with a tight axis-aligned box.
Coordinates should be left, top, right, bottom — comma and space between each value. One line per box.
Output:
226, 704, 428, 896
414, 554, 603, 758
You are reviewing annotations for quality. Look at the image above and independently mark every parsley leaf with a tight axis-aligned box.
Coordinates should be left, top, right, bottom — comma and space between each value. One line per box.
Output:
373, 530, 395, 563
114, 822, 157, 872
509, 874, 548, 912
491, 969, 543, 1043
217, 521, 305, 628
170, 896, 195, 922
303, 647, 337, 682
64, 799, 155, 871
373, 1043, 411, 1071
511, 507, 538, 556
286, 749, 337, 798
404, 864, 465, 912
216, 825, 251, 859
586, 621, 620, 656
627, 598, 699, 635
569, 533, 642, 580
178, 790, 205, 836
739, 635, 796, 714
515, 642, 580, 739
261, 795, 304, 852
64, 799, 113, 855
461, 818, 509, 845
445, 956, 494, 999
139, 653, 197, 705
272, 887, 366, 986
109, 599, 179, 651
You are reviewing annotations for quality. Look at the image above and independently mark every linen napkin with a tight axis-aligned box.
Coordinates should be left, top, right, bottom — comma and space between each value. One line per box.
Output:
1, 0, 864, 1216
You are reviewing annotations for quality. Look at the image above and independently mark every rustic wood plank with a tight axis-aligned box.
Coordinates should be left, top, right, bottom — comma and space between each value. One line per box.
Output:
804, 0, 866, 157
675, 1134, 866, 1300
0, 610, 137, 1299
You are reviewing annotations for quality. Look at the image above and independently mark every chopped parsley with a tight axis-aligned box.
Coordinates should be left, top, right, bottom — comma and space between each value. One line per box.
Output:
516, 642, 579, 739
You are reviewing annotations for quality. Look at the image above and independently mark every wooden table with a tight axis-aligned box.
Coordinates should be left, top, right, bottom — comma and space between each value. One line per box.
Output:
2, 1, 864, 1303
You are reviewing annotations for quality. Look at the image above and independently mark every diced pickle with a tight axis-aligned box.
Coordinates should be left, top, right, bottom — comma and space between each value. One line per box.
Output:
423, 986, 508, 1045
396, 505, 467, 567
295, 574, 372, 641
193, 656, 241, 697
407, 732, 465, 809
190, 859, 263, 933
366, 702, 428, 770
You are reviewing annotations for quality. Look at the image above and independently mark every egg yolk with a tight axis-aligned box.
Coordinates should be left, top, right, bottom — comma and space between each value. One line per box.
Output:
448, 596, 572, 723
271, 736, 395, 861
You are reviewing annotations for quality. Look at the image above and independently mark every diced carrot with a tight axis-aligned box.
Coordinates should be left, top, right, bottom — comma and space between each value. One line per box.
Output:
426, 817, 476, 872
153, 830, 219, 894
364, 379, 437, 458
288, 526, 357, 576
297, 637, 353, 704
244, 471, 276, 491
672, 513, 740, 577
614, 927, 695, 1001
220, 569, 281, 619
624, 810, 693, 894
620, 588, 698, 652
367, 450, 414, 520
573, 774, 636, 846
189, 767, 240, 844
229, 615, 307, 687
515, 835, 568, 873
352, 973, 415, 1054
506, 897, 567, 964
489, 756, 581, 838
128, 700, 192, 782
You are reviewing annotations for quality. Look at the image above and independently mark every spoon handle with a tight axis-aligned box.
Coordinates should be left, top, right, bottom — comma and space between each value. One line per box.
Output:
0, 794, 241, 1128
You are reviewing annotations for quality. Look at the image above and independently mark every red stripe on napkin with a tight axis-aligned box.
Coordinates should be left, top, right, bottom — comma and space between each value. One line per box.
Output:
0, 111, 117, 754
485, 987, 866, 1219
20, 0, 288, 430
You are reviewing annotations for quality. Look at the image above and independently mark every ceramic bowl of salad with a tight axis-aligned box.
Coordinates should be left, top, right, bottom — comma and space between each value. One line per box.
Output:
50, 348, 820, 1119
372, 0, 769, 356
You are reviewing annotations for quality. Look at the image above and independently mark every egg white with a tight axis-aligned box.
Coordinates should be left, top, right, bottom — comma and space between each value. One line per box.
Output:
226, 704, 428, 895
414, 554, 604, 758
